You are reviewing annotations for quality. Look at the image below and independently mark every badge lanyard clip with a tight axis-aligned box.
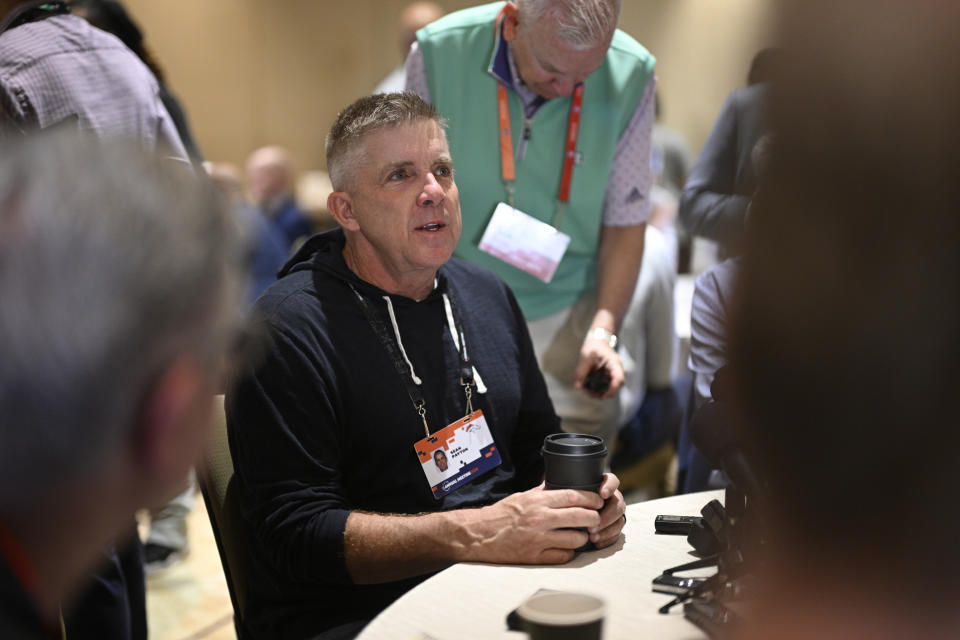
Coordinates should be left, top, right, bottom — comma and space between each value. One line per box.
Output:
414, 399, 429, 438
462, 383, 474, 415
443, 289, 477, 420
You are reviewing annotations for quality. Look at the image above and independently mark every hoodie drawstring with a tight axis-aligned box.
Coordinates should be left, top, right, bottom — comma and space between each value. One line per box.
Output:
442, 293, 487, 394
382, 295, 423, 385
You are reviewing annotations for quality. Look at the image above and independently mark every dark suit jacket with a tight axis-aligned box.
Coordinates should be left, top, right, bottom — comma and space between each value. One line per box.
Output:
679, 84, 769, 252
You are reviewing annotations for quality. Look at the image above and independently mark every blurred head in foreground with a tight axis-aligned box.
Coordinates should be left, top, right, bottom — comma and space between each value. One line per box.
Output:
731, 1, 960, 637
0, 133, 245, 623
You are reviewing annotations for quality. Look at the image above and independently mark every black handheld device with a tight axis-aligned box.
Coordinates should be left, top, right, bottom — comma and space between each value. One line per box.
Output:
652, 573, 706, 596
654, 514, 704, 535
583, 367, 611, 395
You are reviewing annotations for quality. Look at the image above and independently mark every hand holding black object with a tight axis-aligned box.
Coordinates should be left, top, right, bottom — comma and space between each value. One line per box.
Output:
583, 367, 611, 395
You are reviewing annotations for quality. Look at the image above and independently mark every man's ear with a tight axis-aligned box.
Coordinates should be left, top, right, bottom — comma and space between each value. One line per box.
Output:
327, 191, 359, 232
502, 2, 520, 42
133, 357, 213, 505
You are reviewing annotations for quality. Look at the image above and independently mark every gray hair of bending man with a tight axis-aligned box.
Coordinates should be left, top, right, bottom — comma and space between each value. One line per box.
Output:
325, 91, 446, 191
0, 133, 246, 510
517, 0, 621, 49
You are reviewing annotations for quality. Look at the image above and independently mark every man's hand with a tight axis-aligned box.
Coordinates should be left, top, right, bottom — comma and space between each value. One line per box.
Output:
574, 336, 625, 399
455, 483, 605, 565
581, 222, 646, 400
345, 476, 628, 584
589, 472, 627, 548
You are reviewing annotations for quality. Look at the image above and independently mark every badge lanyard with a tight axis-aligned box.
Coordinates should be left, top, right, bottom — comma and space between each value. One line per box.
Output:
348, 282, 476, 437
495, 8, 584, 231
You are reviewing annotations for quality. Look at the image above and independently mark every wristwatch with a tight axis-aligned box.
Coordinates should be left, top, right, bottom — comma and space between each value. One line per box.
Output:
586, 327, 618, 350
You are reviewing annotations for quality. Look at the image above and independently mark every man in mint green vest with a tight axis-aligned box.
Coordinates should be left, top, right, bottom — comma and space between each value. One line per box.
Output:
407, 0, 659, 443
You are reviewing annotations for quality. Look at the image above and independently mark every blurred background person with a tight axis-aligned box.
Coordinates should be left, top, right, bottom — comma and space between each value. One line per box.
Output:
246, 145, 315, 252
651, 92, 692, 201
0, 133, 244, 640
677, 134, 769, 494
607, 222, 680, 499
678, 48, 779, 259
70, 0, 204, 166
206, 160, 288, 303
373, 1, 443, 94
649, 91, 692, 271
0, 0, 185, 158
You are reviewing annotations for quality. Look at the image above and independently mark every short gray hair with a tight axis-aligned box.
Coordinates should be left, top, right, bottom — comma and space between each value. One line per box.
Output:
325, 92, 445, 191
518, 0, 621, 48
0, 133, 246, 509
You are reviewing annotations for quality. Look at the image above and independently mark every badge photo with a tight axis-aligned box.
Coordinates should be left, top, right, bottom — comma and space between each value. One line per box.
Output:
415, 410, 502, 499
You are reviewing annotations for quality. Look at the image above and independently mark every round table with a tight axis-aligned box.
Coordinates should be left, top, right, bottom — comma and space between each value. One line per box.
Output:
357, 490, 722, 639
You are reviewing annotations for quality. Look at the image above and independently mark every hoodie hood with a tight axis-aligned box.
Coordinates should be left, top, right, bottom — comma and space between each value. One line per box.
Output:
278, 228, 346, 278
279, 228, 446, 303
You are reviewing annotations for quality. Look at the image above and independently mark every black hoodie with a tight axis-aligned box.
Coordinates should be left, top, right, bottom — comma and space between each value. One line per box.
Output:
226, 229, 559, 638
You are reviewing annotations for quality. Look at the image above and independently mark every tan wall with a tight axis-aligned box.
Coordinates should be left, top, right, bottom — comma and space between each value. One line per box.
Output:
124, 0, 775, 172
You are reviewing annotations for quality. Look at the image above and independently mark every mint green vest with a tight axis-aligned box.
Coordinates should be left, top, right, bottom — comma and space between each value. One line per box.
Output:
417, 2, 655, 319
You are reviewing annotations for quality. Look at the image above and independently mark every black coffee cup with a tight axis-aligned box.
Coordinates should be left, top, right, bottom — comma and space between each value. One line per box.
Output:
541, 433, 607, 492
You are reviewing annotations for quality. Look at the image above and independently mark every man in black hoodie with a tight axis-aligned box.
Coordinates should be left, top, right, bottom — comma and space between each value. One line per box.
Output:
226, 92, 627, 639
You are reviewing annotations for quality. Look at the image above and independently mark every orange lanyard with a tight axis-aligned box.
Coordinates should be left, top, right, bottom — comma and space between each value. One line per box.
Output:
495, 8, 583, 229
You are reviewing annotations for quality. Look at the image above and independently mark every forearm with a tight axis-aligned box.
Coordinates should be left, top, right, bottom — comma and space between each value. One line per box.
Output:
678, 189, 750, 244
344, 509, 465, 584
593, 223, 647, 334
344, 487, 607, 584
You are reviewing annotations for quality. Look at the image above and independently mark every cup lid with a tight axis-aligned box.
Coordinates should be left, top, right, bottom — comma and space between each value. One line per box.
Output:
542, 433, 607, 456
517, 591, 605, 626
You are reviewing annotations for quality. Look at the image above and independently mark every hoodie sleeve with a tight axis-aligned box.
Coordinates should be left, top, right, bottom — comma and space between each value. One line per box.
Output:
226, 314, 354, 585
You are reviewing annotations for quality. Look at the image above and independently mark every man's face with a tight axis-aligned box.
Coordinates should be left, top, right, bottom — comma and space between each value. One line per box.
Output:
342, 120, 461, 286
504, 4, 611, 99
434, 450, 449, 471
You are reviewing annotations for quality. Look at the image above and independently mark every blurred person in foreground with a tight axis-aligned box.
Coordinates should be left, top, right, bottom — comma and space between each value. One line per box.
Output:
730, 1, 960, 638
246, 145, 315, 252
1, 0, 200, 631
227, 92, 626, 639
3, 0, 207, 576
373, 1, 443, 94
0, 134, 245, 639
